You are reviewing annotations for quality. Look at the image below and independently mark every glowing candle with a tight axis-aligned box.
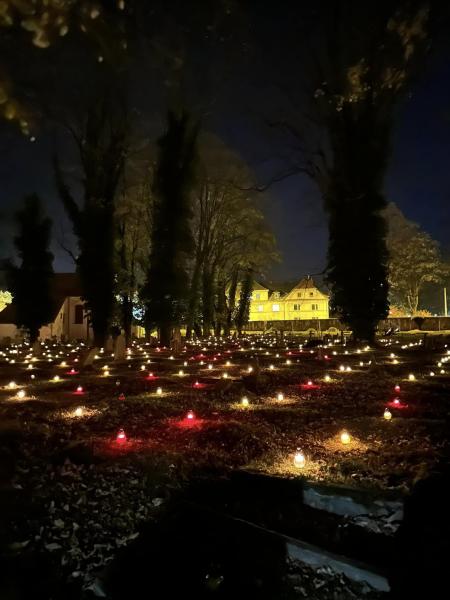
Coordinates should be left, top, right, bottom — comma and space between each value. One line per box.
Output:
16, 389, 25, 399
116, 428, 127, 443
394, 384, 400, 393
156, 387, 162, 395
294, 450, 306, 468
241, 396, 249, 407
53, 375, 60, 382
8, 381, 17, 389
186, 410, 194, 420
384, 408, 392, 420
340, 430, 351, 445
74, 407, 83, 417
408, 373, 415, 381
324, 374, 331, 382
269, 364, 274, 370
277, 392, 284, 401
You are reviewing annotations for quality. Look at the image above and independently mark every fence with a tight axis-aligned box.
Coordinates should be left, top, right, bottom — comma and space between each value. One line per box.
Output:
243, 317, 450, 335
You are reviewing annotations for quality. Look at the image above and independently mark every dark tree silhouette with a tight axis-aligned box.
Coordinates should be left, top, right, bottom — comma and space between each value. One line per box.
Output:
54, 92, 127, 347
317, 3, 430, 341
262, 2, 432, 341
143, 110, 199, 347
6, 195, 54, 345
235, 269, 253, 336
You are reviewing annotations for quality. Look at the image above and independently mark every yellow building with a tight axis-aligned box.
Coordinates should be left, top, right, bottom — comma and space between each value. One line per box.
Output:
248, 276, 329, 321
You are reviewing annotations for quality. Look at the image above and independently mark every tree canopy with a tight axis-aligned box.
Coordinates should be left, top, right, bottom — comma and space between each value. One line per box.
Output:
385, 203, 446, 315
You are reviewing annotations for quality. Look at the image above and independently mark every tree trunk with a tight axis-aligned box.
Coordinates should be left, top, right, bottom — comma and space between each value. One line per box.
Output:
186, 256, 203, 339
122, 293, 133, 347
202, 268, 215, 337
225, 268, 239, 336
215, 278, 227, 337
93, 330, 107, 348
29, 327, 39, 345
159, 323, 172, 348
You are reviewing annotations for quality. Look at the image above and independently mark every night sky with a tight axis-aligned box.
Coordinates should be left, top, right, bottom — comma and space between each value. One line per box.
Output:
0, 5, 449, 283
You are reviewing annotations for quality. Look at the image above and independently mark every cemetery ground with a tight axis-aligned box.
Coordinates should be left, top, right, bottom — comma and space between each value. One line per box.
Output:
1, 335, 449, 599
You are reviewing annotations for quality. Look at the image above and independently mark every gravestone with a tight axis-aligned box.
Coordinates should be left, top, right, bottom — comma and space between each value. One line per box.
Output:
81, 347, 97, 367
32, 340, 42, 356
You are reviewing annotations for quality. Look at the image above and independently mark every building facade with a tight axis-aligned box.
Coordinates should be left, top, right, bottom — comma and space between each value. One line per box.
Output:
248, 276, 329, 321
0, 273, 92, 342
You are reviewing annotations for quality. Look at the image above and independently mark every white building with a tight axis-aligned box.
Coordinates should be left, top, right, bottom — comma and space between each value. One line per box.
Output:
0, 273, 92, 342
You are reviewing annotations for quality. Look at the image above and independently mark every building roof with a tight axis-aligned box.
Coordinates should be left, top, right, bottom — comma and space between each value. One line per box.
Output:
252, 281, 268, 291
291, 276, 316, 290
0, 273, 83, 325
0, 303, 16, 324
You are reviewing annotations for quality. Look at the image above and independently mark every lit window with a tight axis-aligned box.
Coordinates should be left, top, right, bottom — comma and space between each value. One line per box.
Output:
257, 305, 264, 312
272, 304, 280, 312
311, 304, 318, 311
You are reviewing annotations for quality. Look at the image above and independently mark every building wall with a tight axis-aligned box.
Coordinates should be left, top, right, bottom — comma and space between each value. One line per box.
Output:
57, 297, 91, 340
248, 287, 329, 321
0, 296, 92, 342
244, 318, 342, 333
0, 324, 20, 341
